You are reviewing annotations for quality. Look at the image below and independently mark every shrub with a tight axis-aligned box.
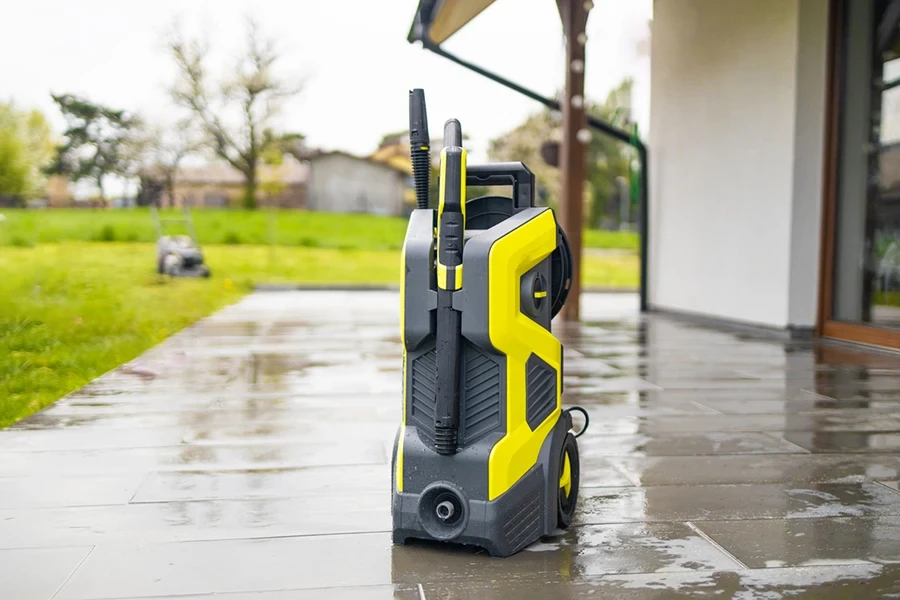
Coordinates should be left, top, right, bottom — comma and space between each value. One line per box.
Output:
223, 231, 242, 245
96, 224, 116, 242
10, 235, 34, 248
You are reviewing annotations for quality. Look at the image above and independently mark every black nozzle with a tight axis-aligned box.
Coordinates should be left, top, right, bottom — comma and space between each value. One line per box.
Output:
443, 119, 462, 148
409, 89, 430, 210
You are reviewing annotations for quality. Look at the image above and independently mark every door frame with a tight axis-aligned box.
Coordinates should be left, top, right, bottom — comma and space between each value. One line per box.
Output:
817, 0, 900, 349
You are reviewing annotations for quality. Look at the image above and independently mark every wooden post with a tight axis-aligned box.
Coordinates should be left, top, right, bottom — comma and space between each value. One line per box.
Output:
558, 0, 590, 321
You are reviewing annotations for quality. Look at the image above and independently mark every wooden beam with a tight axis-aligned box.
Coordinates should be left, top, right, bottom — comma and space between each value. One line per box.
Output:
558, 0, 590, 321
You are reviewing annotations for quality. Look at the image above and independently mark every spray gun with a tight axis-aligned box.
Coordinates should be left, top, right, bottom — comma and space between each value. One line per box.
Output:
433, 118, 466, 455
408, 89, 466, 455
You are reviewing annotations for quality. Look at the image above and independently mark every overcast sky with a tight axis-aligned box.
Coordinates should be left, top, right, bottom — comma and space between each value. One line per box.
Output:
1, 0, 652, 165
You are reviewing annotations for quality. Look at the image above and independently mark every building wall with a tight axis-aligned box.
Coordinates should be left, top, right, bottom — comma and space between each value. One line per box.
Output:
649, 0, 829, 329
46, 175, 72, 208
788, 0, 830, 327
168, 182, 306, 210
308, 154, 404, 216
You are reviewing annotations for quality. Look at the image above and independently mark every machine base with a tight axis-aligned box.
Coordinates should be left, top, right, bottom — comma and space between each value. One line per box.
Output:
391, 415, 578, 558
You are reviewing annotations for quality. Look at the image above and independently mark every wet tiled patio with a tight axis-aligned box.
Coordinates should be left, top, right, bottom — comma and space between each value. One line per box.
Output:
5, 290, 900, 598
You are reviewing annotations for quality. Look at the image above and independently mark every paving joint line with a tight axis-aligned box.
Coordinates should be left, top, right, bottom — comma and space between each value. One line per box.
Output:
50, 544, 95, 600
686, 521, 749, 570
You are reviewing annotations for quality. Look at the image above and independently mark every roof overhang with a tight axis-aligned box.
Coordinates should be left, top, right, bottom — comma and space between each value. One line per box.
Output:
407, 0, 498, 45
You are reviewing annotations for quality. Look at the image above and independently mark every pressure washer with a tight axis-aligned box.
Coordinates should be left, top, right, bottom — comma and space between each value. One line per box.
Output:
391, 89, 588, 557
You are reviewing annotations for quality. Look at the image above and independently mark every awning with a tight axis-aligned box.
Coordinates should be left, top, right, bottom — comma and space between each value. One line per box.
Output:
407, 0, 498, 45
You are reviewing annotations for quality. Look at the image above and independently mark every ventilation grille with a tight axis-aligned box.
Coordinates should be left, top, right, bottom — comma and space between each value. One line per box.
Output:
409, 349, 437, 443
462, 344, 501, 445
525, 354, 557, 430
502, 478, 543, 552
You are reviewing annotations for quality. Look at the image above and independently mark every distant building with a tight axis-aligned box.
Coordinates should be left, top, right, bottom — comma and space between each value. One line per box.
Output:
306, 151, 408, 216
145, 155, 310, 209
368, 134, 446, 214
45, 175, 71, 208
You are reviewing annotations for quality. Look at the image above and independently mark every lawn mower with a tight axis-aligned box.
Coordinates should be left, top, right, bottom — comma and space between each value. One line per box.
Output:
151, 203, 210, 278
391, 89, 587, 557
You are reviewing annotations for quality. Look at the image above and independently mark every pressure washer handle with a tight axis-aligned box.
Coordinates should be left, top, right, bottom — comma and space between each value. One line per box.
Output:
437, 119, 465, 287
467, 162, 535, 208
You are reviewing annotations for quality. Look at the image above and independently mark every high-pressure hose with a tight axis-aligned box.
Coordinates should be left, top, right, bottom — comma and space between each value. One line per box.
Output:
409, 89, 430, 209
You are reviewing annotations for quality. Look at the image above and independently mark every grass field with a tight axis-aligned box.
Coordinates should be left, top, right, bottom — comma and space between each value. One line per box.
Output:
0, 208, 640, 251
0, 241, 637, 427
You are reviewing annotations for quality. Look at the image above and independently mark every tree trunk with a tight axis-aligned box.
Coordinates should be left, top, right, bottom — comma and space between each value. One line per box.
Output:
165, 173, 176, 208
244, 165, 258, 210
97, 175, 107, 208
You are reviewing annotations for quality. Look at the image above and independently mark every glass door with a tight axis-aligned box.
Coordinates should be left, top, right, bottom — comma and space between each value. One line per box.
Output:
823, 0, 900, 346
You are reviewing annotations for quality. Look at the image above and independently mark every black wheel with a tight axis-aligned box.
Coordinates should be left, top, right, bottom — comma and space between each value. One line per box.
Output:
391, 427, 400, 494
557, 432, 580, 529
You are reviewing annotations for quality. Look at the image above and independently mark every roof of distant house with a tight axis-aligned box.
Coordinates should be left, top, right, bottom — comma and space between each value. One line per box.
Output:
308, 150, 410, 175
145, 155, 311, 186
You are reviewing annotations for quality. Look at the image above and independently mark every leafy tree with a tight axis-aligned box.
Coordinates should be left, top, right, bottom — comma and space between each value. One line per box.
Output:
275, 132, 308, 161
48, 94, 139, 205
166, 18, 303, 209
259, 144, 288, 204
0, 104, 55, 204
487, 107, 561, 210
584, 78, 636, 229
488, 79, 636, 228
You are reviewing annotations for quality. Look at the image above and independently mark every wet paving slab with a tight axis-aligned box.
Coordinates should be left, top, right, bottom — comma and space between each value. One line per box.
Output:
5, 290, 900, 598
576, 482, 900, 524
695, 516, 900, 568
0, 440, 387, 477
610, 453, 900, 486
575, 431, 806, 456
0, 547, 93, 600
0, 495, 393, 549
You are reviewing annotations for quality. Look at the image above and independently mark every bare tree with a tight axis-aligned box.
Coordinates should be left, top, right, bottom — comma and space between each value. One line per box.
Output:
166, 18, 302, 209
136, 119, 202, 207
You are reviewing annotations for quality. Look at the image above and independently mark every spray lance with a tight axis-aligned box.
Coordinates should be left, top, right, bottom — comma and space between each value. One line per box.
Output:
408, 89, 431, 209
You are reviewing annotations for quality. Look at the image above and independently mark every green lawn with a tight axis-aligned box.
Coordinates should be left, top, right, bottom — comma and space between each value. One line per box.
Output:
0, 208, 639, 251
582, 228, 639, 252
0, 241, 637, 427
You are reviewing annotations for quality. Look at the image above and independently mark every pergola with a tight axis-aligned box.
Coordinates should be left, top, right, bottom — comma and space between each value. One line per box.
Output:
406, 0, 649, 321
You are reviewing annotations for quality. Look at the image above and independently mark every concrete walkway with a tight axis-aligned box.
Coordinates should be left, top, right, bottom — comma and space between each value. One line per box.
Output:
4, 291, 900, 599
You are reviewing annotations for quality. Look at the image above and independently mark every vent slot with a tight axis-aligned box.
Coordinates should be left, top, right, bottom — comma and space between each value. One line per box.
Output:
461, 343, 501, 445
525, 354, 556, 430
409, 349, 437, 443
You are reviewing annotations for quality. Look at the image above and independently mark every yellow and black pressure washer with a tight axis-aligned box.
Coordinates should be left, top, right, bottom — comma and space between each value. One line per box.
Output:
391, 89, 588, 557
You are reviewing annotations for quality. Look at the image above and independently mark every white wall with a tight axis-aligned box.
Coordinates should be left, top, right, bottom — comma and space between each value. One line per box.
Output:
788, 0, 830, 327
648, 0, 829, 329
309, 154, 404, 216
